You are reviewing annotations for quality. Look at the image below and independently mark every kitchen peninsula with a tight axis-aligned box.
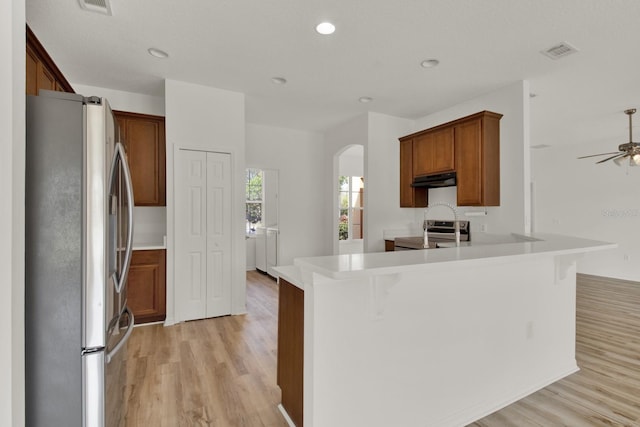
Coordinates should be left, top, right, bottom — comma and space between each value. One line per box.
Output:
274, 234, 615, 427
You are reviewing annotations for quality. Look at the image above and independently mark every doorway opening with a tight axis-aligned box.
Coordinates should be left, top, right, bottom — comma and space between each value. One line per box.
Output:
336, 145, 364, 255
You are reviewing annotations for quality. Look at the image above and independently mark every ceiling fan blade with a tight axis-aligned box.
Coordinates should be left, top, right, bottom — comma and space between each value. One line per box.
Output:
577, 152, 621, 159
596, 153, 626, 164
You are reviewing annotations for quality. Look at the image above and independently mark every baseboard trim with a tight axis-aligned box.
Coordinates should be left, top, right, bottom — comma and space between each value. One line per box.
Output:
277, 404, 297, 427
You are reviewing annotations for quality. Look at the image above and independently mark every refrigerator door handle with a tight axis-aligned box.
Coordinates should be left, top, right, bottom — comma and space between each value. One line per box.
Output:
106, 307, 134, 364
110, 142, 135, 293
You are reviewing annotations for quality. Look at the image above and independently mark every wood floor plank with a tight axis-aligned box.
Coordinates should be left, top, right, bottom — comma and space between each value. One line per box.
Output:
123, 271, 288, 427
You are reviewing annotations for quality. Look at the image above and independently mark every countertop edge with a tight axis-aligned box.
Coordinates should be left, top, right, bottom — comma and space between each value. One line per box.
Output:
291, 234, 617, 281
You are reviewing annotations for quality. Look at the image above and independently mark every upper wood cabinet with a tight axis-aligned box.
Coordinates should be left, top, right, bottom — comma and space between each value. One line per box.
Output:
412, 127, 455, 176
399, 111, 502, 207
114, 111, 166, 206
400, 139, 427, 207
26, 25, 74, 96
455, 114, 501, 206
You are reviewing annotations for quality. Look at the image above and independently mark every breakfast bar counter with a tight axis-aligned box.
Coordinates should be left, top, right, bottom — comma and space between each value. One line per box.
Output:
274, 234, 615, 427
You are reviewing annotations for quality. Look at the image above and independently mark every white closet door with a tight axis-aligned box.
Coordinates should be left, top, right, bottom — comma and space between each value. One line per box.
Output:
175, 149, 232, 322
205, 152, 232, 318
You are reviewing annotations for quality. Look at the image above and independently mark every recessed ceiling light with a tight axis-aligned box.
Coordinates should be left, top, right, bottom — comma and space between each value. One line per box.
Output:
271, 77, 287, 85
147, 48, 169, 59
420, 59, 440, 68
358, 96, 373, 103
316, 22, 336, 35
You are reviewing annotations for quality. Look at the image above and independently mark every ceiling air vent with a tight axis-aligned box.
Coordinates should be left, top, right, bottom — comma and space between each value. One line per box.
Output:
541, 42, 579, 60
78, 0, 113, 15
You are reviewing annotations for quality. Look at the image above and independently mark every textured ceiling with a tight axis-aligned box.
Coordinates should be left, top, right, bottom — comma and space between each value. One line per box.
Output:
26, 0, 640, 150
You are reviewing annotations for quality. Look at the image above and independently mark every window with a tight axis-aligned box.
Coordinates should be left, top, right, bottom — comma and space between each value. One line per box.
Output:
339, 176, 364, 240
246, 168, 263, 234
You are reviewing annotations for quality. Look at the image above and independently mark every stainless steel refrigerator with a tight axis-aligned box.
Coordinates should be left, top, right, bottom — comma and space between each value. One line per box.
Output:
26, 90, 135, 427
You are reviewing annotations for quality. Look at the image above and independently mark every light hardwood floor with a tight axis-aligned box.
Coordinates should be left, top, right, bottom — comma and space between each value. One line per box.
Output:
125, 272, 640, 427
124, 271, 288, 427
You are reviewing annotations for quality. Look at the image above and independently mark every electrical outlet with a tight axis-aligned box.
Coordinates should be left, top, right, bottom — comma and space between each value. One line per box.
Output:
623, 254, 631, 261
480, 224, 488, 232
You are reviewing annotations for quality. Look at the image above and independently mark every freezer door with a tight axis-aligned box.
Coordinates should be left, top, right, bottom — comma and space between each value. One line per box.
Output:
105, 307, 134, 427
83, 351, 105, 427
84, 307, 134, 427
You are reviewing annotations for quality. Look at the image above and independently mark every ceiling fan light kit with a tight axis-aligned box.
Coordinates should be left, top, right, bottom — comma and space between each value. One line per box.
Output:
578, 108, 640, 166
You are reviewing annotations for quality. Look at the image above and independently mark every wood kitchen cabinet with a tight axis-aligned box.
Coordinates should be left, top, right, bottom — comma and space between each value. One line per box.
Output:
412, 127, 455, 176
26, 25, 74, 96
114, 111, 166, 206
398, 110, 502, 207
278, 278, 304, 427
454, 112, 502, 206
384, 239, 395, 252
128, 249, 166, 324
399, 139, 427, 207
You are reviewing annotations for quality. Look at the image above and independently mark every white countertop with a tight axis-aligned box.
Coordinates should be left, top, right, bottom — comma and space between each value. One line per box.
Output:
132, 233, 166, 250
287, 233, 616, 280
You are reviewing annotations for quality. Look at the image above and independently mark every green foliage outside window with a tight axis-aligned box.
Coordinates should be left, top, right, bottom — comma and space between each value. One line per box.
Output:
246, 169, 263, 232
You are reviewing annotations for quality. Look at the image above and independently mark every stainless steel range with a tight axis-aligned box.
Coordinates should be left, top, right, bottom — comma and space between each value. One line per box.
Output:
394, 220, 470, 250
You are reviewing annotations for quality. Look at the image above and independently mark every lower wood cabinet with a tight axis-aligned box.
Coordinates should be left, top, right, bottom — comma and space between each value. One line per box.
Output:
384, 239, 395, 252
128, 249, 166, 324
277, 278, 304, 427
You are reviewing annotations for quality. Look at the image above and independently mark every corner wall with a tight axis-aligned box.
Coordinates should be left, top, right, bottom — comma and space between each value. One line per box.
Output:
532, 143, 640, 281
164, 79, 246, 323
71, 83, 165, 116
365, 112, 415, 252
2, 1, 26, 425
323, 115, 369, 254
245, 123, 326, 264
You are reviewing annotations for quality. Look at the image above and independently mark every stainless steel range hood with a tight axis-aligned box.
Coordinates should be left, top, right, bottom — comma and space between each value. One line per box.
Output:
411, 172, 456, 188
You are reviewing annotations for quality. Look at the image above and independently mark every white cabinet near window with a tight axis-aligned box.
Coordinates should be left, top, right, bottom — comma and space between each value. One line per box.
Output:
255, 226, 278, 277
266, 227, 278, 277
255, 227, 266, 273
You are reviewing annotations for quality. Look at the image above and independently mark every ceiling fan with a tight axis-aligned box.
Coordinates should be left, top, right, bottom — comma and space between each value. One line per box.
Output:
577, 108, 640, 166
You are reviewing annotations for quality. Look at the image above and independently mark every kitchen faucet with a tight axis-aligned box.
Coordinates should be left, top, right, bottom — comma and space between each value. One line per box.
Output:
423, 202, 460, 248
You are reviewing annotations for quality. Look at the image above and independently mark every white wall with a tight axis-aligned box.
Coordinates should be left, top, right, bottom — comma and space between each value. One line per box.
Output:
411, 81, 531, 235
2, 1, 25, 425
71, 83, 165, 116
338, 145, 364, 177
165, 79, 246, 322
246, 123, 327, 264
365, 112, 415, 252
324, 115, 369, 254
532, 143, 640, 281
